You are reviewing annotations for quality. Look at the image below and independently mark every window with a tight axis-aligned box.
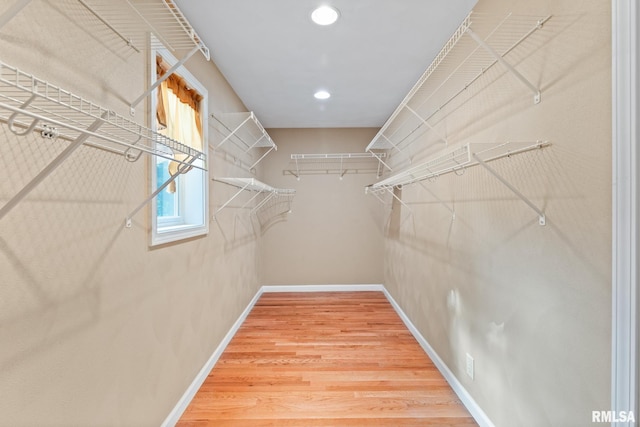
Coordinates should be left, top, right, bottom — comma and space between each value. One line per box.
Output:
150, 48, 208, 246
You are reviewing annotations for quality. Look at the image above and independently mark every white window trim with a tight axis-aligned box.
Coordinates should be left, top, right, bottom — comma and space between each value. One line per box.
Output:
150, 44, 209, 246
612, 1, 639, 425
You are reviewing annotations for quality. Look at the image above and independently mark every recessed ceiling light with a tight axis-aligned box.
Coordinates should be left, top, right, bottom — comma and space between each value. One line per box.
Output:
314, 90, 331, 100
311, 6, 339, 26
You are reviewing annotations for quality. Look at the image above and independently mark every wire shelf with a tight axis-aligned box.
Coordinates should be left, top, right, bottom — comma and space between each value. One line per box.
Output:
212, 177, 295, 226
210, 112, 277, 170
0, 61, 206, 167
0, 0, 209, 58
366, 12, 551, 153
367, 141, 550, 225
285, 152, 390, 179
370, 141, 547, 189
254, 189, 295, 228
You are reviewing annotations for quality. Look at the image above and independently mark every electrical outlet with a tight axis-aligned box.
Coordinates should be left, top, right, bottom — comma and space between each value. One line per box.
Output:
466, 353, 474, 380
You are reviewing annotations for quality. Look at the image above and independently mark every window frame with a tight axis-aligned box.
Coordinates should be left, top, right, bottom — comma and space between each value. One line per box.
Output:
149, 46, 209, 246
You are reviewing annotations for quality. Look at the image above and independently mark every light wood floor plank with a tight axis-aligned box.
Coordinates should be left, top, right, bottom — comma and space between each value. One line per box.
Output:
177, 292, 477, 426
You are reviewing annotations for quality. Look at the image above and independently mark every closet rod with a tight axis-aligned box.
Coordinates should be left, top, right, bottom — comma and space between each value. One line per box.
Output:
0, 102, 205, 171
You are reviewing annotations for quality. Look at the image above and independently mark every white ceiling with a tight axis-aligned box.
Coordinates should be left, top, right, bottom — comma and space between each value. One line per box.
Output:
174, 0, 477, 129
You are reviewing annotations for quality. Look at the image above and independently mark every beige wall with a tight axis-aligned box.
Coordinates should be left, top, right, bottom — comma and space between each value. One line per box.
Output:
381, 0, 612, 426
0, 1, 263, 425
0, 0, 613, 425
259, 128, 385, 285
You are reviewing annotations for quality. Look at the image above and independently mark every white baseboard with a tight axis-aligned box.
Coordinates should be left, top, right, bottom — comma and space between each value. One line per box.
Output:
160, 288, 265, 427
162, 284, 493, 427
262, 284, 385, 293
380, 287, 495, 427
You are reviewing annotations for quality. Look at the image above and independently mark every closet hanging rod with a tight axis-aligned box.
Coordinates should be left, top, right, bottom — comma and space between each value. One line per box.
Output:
0, 102, 205, 171
291, 153, 387, 160
212, 177, 295, 218
0, 60, 207, 222
287, 152, 392, 179
0, 61, 205, 162
368, 141, 549, 225
371, 141, 547, 189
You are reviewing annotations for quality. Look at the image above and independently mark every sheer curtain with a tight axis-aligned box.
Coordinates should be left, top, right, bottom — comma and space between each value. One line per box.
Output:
156, 56, 203, 193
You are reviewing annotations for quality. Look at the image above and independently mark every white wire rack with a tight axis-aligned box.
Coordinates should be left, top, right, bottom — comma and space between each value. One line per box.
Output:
212, 177, 295, 227
285, 152, 391, 179
210, 112, 277, 170
366, 12, 551, 154
0, 60, 207, 222
367, 141, 550, 225
0, 0, 210, 114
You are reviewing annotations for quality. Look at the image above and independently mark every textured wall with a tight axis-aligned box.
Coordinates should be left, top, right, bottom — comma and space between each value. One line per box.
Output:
0, 1, 263, 425
381, 0, 612, 425
259, 128, 385, 285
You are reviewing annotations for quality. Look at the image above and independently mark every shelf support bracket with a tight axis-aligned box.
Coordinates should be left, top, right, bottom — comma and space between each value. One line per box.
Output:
473, 153, 545, 225
125, 155, 198, 228
366, 187, 389, 206
214, 115, 253, 149
249, 145, 276, 170
405, 105, 448, 144
250, 191, 276, 215
466, 28, 541, 104
77, 0, 139, 53
129, 44, 201, 115
370, 152, 393, 174
387, 187, 412, 212
0, 0, 32, 30
242, 188, 268, 211
381, 134, 407, 157
0, 112, 107, 221
416, 181, 455, 220
213, 182, 252, 217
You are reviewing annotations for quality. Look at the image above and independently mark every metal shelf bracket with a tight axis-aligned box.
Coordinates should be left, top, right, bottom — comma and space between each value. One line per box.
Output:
125, 155, 199, 228
416, 181, 456, 220
0, 111, 107, 221
130, 44, 200, 115
472, 153, 546, 225
466, 27, 541, 104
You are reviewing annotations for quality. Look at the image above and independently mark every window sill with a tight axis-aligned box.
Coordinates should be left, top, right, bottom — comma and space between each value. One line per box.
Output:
151, 222, 208, 247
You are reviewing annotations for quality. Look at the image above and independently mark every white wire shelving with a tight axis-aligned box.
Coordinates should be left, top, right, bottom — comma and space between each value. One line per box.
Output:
0, 60, 207, 224
0, 0, 210, 115
285, 152, 391, 180
210, 112, 277, 171
366, 141, 550, 225
366, 12, 551, 156
212, 177, 295, 228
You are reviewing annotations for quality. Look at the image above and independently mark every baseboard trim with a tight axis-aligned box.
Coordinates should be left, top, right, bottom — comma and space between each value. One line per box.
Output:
380, 287, 495, 427
262, 284, 385, 293
160, 287, 265, 427
162, 284, 493, 427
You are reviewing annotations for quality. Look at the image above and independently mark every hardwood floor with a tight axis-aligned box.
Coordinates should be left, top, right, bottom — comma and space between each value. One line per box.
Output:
177, 291, 477, 426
